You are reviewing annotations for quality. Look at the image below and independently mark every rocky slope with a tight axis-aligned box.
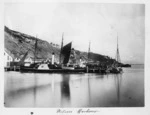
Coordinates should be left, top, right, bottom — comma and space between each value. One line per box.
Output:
4, 26, 116, 64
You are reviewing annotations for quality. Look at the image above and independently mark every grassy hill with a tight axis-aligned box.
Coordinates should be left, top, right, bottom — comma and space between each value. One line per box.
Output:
4, 26, 116, 65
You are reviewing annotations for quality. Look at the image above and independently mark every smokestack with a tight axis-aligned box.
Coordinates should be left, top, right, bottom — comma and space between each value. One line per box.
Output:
79, 57, 82, 67
52, 52, 55, 65
80, 57, 82, 62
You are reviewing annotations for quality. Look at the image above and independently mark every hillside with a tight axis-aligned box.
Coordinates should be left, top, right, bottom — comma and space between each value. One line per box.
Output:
4, 26, 116, 65
5, 26, 60, 61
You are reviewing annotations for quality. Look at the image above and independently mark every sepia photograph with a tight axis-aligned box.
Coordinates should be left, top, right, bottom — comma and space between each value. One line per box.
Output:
4, 2, 145, 108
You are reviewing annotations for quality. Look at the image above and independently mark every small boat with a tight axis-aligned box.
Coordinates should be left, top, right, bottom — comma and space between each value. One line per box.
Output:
109, 67, 121, 74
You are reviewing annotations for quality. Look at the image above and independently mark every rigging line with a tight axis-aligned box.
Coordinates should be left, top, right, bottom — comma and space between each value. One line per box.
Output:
34, 35, 38, 63
88, 41, 91, 61
59, 33, 64, 63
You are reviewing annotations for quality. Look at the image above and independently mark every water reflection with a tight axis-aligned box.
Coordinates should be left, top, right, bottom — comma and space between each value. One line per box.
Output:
33, 74, 37, 107
114, 74, 122, 106
87, 74, 91, 106
5, 67, 144, 107
51, 75, 55, 92
60, 74, 70, 106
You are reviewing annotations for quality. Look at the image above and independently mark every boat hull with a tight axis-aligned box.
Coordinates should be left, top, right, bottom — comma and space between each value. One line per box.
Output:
20, 66, 122, 74
20, 67, 86, 73
109, 67, 123, 74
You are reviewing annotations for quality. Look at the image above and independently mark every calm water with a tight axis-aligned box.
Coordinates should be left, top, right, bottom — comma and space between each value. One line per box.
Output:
4, 65, 144, 107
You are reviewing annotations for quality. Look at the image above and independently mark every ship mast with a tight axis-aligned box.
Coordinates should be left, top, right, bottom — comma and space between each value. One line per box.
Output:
59, 33, 64, 64
34, 36, 38, 64
116, 35, 121, 63
88, 41, 91, 62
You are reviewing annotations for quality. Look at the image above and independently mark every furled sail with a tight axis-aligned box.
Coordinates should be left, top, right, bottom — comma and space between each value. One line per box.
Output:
61, 42, 72, 64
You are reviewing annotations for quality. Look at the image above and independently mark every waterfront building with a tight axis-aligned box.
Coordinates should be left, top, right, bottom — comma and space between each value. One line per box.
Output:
4, 49, 13, 67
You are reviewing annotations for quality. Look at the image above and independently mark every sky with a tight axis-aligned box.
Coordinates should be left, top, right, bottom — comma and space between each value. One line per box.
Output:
4, 3, 145, 64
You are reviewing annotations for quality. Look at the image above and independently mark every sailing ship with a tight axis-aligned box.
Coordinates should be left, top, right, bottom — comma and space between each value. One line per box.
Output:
86, 41, 107, 73
109, 36, 123, 73
19, 35, 85, 73
61, 42, 75, 70
59, 34, 75, 70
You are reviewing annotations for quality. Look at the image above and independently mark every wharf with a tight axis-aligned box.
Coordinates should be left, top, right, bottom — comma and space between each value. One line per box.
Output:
5, 66, 20, 71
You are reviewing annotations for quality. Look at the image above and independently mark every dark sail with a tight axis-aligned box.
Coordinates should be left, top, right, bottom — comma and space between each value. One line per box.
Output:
61, 42, 72, 64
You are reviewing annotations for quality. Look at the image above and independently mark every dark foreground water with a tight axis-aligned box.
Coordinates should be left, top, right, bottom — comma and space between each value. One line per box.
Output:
4, 65, 144, 107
